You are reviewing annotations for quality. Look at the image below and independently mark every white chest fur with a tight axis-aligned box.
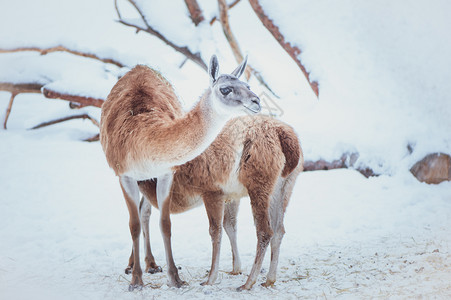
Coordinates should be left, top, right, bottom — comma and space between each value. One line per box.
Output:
219, 150, 248, 199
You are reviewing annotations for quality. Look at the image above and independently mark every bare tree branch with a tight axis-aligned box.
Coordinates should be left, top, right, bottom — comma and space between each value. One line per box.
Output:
29, 114, 100, 142
248, 0, 319, 97
217, 0, 278, 97
0, 82, 42, 94
42, 88, 104, 108
115, 0, 207, 71
30, 114, 100, 130
0, 46, 125, 68
1, 83, 41, 129
184, 0, 205, 26
218, 0, 250, 79
84, 133, 100, 142
1, 82, 103, 132
3, 93, 16, 129
210, 0, 241, 25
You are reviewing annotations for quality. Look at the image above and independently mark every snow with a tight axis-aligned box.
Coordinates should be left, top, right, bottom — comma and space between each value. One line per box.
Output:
258, 0, 451, 173
1, 0, 451, 298
0, 51, 123, 100
0, 117, 450, 298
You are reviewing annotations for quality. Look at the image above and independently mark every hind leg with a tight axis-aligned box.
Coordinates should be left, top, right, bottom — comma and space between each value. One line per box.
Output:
139, 196, 162, 274
263, 220, 284, 287
237, 191, 273, 291
223, 199, 241, 274
263, 175, 298, 287
125, 197, 162, 275
263, 183, 285, 287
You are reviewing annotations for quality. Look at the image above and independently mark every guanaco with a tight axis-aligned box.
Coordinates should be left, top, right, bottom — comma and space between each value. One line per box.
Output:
100, 55, 261, 289
135, 115, 303, 290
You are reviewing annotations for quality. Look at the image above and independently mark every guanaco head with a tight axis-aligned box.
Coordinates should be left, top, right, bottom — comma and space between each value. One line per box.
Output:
208, 55, 261, 115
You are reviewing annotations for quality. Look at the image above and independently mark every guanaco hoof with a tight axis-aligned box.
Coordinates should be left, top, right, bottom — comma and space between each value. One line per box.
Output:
227, 270, 242, 275
236, 285, 246, 292
146, 266, 162, 274
128, 284, 143, 291
173, 279, 188, 288
261, 281, 275, 288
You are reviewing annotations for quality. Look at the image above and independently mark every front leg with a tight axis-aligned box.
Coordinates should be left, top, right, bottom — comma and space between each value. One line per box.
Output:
201, 192, 224, 285
157, 173, 186, 288
120, 176, 144, 291
126, 197, 162, 275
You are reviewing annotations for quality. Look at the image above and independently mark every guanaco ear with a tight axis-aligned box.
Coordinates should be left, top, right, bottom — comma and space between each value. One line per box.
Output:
209, 55, 219, 84
231, 55, 248, 78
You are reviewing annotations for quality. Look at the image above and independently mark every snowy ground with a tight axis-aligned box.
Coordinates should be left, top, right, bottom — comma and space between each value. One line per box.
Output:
1, 0, 451, 298
1, 95, 450, 299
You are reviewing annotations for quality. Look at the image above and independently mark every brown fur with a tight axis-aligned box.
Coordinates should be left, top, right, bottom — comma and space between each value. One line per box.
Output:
136, 114, 303, 289
120, 180, 143, 288
103, 57, 265, 290
100, 65, 215, 177
139, 115, 303, 213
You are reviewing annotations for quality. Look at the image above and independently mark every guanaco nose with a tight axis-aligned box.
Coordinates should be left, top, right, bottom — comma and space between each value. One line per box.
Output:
247, 96, 261, 113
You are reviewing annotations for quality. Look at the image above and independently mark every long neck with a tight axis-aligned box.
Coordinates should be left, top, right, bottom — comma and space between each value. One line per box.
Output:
123, 89, 231, 180
170, 90, 229, 165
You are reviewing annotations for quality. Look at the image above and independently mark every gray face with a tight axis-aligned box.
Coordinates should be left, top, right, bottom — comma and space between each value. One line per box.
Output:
208, 55, 261, 114
213, 75, 261, 114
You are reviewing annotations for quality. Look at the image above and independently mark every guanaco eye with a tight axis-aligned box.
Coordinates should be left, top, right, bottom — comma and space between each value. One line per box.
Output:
220, 87, 232, 95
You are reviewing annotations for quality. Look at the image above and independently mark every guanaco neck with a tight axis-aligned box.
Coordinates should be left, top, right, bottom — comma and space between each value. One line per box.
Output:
124, 89, 231, 180
170, 89, 230, 165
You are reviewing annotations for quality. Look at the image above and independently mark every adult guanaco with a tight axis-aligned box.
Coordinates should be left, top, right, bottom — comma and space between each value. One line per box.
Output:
100, 55, 261, 290
135, 115, 303, 290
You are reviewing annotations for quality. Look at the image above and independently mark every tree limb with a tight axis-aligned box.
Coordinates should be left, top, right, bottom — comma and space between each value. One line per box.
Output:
30, 114, 100, 130
0, 46, 125, 68
218, 0, 250, 79
3, 93, 16, 129
0, 82, 42, 94
303, 153, 377, 178
29, 114, 100, 142
248, 0, 319, 97
210, 0, 241, 25
84, 133, 100, 142
42, 88, 104, 108
0, 82, 104, 108
184, 0, 205, 26
1, 83, 42, 129
115, 0, 207, 71
217, 0, 278, 97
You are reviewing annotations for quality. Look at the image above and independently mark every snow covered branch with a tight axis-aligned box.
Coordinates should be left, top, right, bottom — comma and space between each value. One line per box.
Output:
42, 88, 104, 108
209, 0, 241, 25
115, 0, 207, 71
248, 0, 319, 97
216, 0, 278, 96
0, 82, 104, 129
304, 153, 377, 178
184, 0, 205, 26
218, 0, 250, 80
1, 83, 40, 129
0, 82, 104, 108
0, 46, 125, 68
